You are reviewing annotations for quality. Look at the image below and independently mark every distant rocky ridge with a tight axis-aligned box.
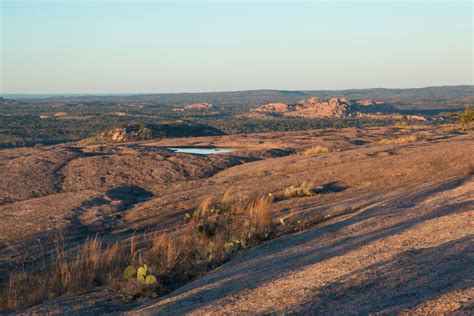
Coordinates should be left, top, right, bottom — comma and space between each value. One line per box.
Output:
247, 97, 424, 120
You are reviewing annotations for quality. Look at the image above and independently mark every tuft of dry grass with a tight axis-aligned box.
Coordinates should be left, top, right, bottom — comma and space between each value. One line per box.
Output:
246, 195, 273, 236
283, 182, 316, 199
56, 236, 123, 293
300, 145, 331, 156
196, 196, 213, 218
149, 232, 182, 273
394, 121, 409, 127
1, 237, 121, 311
378, 134, 419, 145
221, 189, 233, 204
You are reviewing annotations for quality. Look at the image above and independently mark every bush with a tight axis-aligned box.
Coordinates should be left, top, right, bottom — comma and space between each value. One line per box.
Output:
378, 135, 418, 145
300, 146, 331, 156
283, 182, 316, 198
454, 105, 474, 130
394, 121, 409, 127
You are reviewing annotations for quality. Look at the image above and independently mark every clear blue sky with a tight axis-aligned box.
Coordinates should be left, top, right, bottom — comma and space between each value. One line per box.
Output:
0, 0, 472, 94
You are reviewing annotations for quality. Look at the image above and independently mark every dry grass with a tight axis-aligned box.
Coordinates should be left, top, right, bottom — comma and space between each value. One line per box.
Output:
0, 192, 277, 312
147, 231, 193, 277
300, 145, 331, 156
246, 196, 273, 235
283, 182, 316, 199
378, 135, 419, 145
394, 121, 409, 127
1, 237, 121, 311
1, 190, 352, 312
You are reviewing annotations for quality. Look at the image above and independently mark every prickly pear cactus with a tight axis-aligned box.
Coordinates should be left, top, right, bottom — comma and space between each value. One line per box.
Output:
224, 241, 239, 255
145, 275, 157, 285
124, 261, 158, 286
123, 265, 137, 279
137, 266, 147, 283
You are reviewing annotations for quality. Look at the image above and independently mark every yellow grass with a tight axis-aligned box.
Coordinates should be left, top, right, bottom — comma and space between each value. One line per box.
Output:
149, 232, 182, 272
300, 145, 331, 156
1, 193, 273, 312
1, 236, 121, 311
283, 182, 315, 198
197, 196, 213, 218
378, 135, 418, 145
1, 188, 357, 312
394, 121, 409, 127
246, 195, 273, 235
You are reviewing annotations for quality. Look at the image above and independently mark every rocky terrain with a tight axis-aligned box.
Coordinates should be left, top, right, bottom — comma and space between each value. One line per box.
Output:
183, 102, 213, 110
2, 86, 472, 149
247, 96, 427, 121
0, 124, 473, 314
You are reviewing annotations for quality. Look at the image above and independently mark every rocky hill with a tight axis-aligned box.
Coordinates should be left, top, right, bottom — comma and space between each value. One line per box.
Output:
79, 121, 224, 145
247, 97, 402, 119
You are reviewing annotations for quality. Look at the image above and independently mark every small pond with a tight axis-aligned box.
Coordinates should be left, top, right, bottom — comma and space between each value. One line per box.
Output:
168, 147, 234, 155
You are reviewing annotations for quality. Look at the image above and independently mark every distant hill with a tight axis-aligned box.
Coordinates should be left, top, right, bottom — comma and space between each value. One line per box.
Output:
4, 85, 473, 110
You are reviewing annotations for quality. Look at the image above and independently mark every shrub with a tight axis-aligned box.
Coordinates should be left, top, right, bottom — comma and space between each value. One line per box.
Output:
283, 182, 316, 198
300, 145, 331, 156
378, 135, 418, 145
450, 105, 474, 130
394, 121, 409, 127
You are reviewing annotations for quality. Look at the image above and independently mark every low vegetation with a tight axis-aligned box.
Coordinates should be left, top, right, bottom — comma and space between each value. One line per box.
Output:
1, 236, 122, 310
394, 121, 409, 127
0, 187, 356, 312
283, 182, 318, 199
299, 145, 331, 156
0, 194, 275, 311
450, 105, 474, 130
378, 134, 419, 145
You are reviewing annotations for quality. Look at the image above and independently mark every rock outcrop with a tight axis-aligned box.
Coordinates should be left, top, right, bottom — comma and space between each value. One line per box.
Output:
248, 97, 402, 119
184, 102, 213, 110
99, 125, 152, 143
80, 121, 225, 145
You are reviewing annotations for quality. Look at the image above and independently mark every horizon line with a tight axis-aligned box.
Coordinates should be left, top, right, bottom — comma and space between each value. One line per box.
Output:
1, 84, 473, 99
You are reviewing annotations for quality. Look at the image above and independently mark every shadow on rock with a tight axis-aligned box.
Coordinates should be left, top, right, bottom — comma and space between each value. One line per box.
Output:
315, 181, 348, 194
106, 185, 154, 211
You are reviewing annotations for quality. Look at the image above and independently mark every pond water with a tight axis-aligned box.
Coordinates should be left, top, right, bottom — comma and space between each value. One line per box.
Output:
168, 147, 234, 155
